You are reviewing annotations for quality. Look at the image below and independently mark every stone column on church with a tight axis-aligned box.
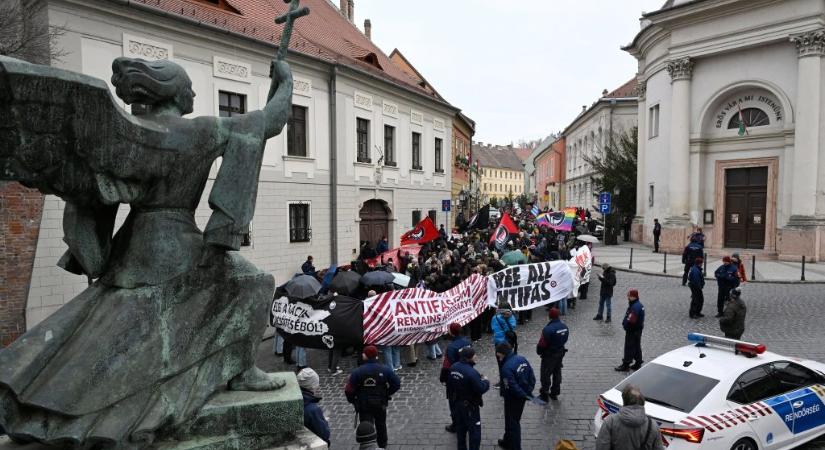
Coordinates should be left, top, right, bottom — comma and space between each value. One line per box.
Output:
632, 79, 647, 243
666, 57, 693, 224
782, 30, 825, 261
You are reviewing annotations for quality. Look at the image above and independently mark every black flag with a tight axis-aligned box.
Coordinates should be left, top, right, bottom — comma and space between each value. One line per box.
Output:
465, 204, 490, 231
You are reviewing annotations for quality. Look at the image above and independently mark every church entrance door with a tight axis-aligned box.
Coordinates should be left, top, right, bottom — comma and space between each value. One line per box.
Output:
724, 167, 767, 249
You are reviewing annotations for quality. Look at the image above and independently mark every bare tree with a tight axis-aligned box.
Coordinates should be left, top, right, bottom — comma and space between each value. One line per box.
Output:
0, 0, 67, 64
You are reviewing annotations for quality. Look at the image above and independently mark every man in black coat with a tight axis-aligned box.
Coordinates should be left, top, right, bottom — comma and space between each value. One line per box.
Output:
594, 264, 617, 322
652, 219, 661, 253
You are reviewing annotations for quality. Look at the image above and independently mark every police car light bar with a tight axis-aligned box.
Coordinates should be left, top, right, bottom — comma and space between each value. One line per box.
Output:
687, 333, 766, 356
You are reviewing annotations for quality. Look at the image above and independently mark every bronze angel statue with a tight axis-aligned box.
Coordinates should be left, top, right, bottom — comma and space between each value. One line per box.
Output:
0, 4, 308, 448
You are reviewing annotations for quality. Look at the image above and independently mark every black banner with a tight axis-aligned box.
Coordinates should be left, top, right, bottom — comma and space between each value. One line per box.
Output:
271, 294, 364, 349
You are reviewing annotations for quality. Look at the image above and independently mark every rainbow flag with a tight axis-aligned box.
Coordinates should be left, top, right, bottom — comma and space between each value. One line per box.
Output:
535, 207, 577, 231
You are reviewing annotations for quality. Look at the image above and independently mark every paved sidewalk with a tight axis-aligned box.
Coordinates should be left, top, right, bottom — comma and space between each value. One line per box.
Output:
594, 241, 825, 282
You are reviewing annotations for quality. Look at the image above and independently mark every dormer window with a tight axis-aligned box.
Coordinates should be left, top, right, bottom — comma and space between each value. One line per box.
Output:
357, 53, 383, 70
191, 0, 241, 14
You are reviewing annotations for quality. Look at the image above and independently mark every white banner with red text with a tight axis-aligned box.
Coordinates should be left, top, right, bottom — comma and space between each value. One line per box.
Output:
362, 274, 489, 346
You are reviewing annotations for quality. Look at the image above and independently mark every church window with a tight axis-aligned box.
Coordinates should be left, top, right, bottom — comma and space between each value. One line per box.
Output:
728, 108, 769, 130
648, 104, 659, 138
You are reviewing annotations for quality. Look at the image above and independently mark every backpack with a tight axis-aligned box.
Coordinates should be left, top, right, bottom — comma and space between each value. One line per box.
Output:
357, 367, 388, 410
498, 316, 518, 353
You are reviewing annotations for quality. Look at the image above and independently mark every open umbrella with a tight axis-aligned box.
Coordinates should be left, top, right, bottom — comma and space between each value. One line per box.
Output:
360, 270, 394, 288
501, 250, 528, 266
285, 275, 321, 300
576, 234, 599, 243
329, 270, 361, 296
392, 272, 411, 288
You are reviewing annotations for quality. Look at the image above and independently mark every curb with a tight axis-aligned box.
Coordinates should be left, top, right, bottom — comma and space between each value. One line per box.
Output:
594, 264, 825, 285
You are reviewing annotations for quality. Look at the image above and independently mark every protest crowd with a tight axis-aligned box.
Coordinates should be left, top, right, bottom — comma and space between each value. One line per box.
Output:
276, 205, 748, 450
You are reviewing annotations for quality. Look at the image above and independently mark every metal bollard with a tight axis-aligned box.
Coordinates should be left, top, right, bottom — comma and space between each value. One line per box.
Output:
629, 248, 634, 270
663, 252, 667, 274
802, 256, 806, 281
751, 255, 756, 281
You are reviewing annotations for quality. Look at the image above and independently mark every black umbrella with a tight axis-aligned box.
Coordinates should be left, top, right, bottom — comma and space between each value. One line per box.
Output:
329, 271, 361, 296
360, 270, 394, 288
285, 275, 321, 300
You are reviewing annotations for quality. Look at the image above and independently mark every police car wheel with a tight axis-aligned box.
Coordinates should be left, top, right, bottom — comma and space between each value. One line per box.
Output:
730, 438, 758, 450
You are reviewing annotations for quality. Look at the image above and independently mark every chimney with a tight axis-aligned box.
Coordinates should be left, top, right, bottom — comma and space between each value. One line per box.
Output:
348, 0, 354, 23
602, 89, 608, 96
340, 0, 347, 20
364, 19, 372, 40
582, 105, 587, 112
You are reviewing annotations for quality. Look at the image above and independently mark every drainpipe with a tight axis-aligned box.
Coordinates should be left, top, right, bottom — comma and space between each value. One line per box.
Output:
329, 66, 338, 265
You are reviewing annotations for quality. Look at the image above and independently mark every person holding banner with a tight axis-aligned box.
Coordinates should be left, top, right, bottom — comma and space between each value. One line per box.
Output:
345, 345, 401, 450
447, 347, 489, 450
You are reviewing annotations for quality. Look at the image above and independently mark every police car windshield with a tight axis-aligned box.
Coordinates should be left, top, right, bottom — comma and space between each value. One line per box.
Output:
617, 363, 720, 413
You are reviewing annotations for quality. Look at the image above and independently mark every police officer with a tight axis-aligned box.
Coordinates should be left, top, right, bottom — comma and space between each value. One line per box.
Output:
446, 347, 490, 450
536, 307, 569, 401
345, 345, 401, 449
442, 322, 472, 433
615, 289, 645, 372
714, 256, 740, 318
496, 342, 538, 450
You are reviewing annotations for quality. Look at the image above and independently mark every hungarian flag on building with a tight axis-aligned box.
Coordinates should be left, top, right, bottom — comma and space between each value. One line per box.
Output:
489, 212, 519, 249
737, 104, 749, 137
400, 216, 439, 246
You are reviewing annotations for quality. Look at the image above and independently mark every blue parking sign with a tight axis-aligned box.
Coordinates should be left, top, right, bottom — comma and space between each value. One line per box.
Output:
599, 192, 611, 205
599, 203, 610, 213
442, 200, 451, 212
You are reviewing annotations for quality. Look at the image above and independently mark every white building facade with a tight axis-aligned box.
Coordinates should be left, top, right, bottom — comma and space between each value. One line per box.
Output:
563, 83, 638, 215
25, 0, 455, 327
627, 0, 825, 260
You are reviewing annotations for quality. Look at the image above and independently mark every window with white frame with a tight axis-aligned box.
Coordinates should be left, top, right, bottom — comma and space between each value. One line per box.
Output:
287, 105, 308, 157
649, 104, 660, 139
411, 132, 422, 169
384, 125, 395, 166
357, 118, 370, 163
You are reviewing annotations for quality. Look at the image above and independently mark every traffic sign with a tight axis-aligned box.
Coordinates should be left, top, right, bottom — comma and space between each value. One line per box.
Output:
599, 192, 612, 205
599, 203, 610, 213
442, 200, 451, 212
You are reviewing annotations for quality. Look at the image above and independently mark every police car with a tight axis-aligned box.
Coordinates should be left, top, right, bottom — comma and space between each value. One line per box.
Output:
594, 334, 825, 450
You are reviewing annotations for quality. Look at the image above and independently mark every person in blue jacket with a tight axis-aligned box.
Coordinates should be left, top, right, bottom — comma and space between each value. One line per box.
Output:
687, 257, 705, 318
491, 304, 517, 352
714, 256, 740, 318
446, 347, 490, 450
496, 342, 538, 450
536, 307, 569, 401
297, 368, 331, 446
441, 322, 473, 433
345, 345, 401, 449
615, 289, 645, 372
681, 241, 704, 286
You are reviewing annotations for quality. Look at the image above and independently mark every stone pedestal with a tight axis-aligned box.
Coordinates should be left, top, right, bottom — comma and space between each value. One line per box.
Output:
659, 221, 691, 255
0, 373, 326, 450
777, 221, 825, 262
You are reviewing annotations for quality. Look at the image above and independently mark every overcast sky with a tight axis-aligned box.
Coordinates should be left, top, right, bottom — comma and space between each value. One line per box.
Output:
354, 0, 665, 145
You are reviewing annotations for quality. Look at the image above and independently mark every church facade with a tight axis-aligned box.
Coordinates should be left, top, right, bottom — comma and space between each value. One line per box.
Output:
627, 0, 825, 261
19, 0, 459, 328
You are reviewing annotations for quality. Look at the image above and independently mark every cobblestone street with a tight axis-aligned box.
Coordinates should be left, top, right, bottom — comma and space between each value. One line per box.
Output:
257, 271, 825, 450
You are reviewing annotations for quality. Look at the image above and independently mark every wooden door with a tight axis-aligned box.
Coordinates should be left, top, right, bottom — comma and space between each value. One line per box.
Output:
724, 167, 767, 249
359, 200, 390, 247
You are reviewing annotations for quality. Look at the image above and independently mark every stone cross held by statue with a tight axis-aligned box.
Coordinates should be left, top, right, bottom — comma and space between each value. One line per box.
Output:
275, 0, 310, 62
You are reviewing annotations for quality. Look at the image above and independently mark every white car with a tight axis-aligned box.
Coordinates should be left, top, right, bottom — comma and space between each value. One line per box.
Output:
594, 334, 825, 450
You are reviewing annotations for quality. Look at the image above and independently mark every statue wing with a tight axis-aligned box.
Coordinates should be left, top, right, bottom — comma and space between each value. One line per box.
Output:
0, 55, 174, 206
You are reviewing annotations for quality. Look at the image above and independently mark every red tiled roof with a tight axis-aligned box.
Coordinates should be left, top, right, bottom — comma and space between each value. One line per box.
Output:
603, 78, 638, 99
130, 0, 439, 99
513, 147, 532, 163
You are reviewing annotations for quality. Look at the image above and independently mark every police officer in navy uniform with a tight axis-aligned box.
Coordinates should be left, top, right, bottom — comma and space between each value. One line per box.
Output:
345, 345, 401, 449
536, 307, 569, 401
615, 289, 645, 372
446, 347, 489, 450
442, 323, 472, 433
496, 342, 538, 450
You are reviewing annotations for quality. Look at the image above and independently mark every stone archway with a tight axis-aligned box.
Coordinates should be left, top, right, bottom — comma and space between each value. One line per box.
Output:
359, 199, 390, 249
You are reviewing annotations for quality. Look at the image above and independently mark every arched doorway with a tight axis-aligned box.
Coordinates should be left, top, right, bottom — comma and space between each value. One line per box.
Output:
359, 200, 390, 249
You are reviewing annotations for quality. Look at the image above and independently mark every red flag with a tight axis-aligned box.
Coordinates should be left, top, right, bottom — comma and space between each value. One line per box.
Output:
400, 216, 440, 246
489, 212, 519, 247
